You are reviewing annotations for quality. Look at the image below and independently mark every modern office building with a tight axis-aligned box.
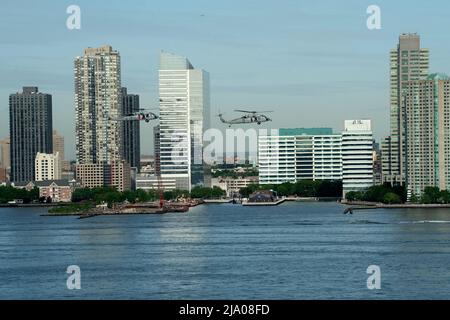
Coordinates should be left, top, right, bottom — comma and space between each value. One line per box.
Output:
388, 33, 429, 185
74, 45, 122, 165
158, 51, 210, 191
403, 73, 450, 196
0, 138, 10, 169
121, 87, 140, 169
258, 128, 342, 185
342, 120, 374, 196
9, 87, 53, 182
135, 173, 177, 191
313, 134, 343, 181
35, 152, 62, 181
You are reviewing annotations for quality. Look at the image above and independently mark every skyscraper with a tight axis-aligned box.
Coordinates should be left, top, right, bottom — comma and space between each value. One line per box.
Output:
158, 51, 210, 191
387, 34, 429, 185
121, 87, 140, 169
9, 87, 53, 182
74, 45, 122, 165
404, 73, 450, 195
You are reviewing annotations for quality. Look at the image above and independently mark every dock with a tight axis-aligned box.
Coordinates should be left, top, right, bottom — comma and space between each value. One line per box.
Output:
203, 199, 233, 204
242, 199, 286, 206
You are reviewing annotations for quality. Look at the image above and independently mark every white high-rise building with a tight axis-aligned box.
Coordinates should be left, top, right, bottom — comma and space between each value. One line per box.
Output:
35, 152, 61, 181
74, 45, 122, 165
342, 120, 374, 196
258, 128, 342, 185
158, 51, 210, 191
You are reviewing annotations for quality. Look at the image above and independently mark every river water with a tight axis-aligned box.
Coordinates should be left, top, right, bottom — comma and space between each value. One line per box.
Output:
1, 202, 450, 299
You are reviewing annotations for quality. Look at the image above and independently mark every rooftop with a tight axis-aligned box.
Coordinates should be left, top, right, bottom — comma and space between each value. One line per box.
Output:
279, 128, 334, 136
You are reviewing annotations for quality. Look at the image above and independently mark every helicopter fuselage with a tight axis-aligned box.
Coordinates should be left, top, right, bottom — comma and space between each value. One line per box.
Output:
220, 114, 271, 126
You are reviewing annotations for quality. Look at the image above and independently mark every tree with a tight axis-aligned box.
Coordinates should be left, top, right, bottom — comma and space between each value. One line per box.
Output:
0, 186, 39, 204
164, 189, 190, 200
191, 186, 226, 199
122, 190, 137, 203
422, 187, 441, 204
276, 183, 294, 197
409, 193, 420, 204
345, 191, 358, 201
439, 190, 450, 204
72, 188, 95, 202
294, 180, 319, 197
239, 184, 259, 198
316, 180, 342, 197
364, 185, 390, 203
383, 192, 401, 204
391, 184, 407, 203
135, 189, 153, 202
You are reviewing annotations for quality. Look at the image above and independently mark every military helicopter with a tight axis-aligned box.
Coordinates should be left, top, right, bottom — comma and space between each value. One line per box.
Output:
110, 109, 159, 123
218, 110, 273, 127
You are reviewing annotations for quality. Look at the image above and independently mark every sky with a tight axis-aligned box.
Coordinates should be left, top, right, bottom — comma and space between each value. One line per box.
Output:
1, 0, 450, 160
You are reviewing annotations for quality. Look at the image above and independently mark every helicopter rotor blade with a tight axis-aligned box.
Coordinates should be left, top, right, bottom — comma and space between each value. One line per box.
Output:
234, 109, 256, 113
235, 109, 274, 114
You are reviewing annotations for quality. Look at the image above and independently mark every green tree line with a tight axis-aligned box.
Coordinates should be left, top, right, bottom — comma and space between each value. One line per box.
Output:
0, 186, 39, 204
345, 185, 450, 204
410, 187, 450, 204
71, 186, 226, 206
345, 184, 405, 204
239, 180, 343, 198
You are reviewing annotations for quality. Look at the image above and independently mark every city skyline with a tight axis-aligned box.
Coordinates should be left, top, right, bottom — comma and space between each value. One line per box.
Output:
3, 1, 450, 160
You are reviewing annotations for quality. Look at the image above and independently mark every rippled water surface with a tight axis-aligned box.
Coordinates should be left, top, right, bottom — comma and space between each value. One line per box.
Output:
1, 202, 450, 299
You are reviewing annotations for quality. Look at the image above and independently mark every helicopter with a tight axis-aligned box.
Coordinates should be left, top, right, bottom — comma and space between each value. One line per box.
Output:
110, 109, 159, 123
218, 110, 273, 127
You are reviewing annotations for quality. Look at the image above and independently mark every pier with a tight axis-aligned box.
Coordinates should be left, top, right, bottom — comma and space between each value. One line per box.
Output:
242, 199, 286, 206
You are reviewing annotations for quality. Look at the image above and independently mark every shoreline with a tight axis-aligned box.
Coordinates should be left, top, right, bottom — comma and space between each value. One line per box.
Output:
342, 201, 450, 211
0, 203, 68, 208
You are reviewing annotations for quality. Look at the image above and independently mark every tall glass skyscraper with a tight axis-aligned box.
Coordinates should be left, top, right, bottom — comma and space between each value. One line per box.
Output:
158, 51, 210, 191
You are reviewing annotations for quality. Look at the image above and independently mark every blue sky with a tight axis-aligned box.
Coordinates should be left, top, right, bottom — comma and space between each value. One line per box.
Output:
1, 0, 450, 159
